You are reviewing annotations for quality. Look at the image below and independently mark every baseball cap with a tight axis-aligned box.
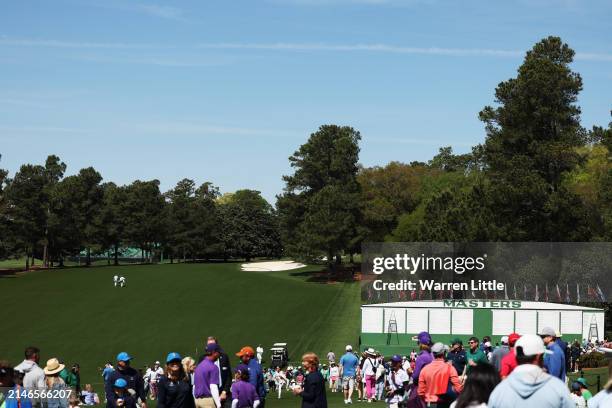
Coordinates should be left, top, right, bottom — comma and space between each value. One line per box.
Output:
508, 333, 520, 347
417, 331, 432, 345
571, 382, 582, 392
576, 378, 588, 387
538, 327, 556, 337
166, 352, 182, 363
234, 364, 249, 374
431, 342, 449, 354
236, 346, 255, 357
114, 378, 127, 388
451, 338, 463, 346
116, 352, 133, 362
154, 361, 160, 365
206, 343, 221, 354
390, 354, 402, 363
515, 334, 553, 357
345, 345, 353, 351
500, 336, 509, 345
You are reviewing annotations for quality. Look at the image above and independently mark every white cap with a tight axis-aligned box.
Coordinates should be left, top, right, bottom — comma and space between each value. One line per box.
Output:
515, 334, 553, 357
345, 345, 353, 351
501, 336, 509, 345
155, 361, 160, 365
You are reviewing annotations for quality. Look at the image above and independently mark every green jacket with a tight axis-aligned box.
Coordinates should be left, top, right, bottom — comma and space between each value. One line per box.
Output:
465, 348, 488, 373
59, 368, 77, 387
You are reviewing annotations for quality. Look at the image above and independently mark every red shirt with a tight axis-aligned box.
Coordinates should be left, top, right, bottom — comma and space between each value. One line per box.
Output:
500, 349, 517, 378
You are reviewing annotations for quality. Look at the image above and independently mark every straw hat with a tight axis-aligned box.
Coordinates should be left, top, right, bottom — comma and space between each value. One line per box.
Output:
44, 358, 65, 375
364, 347, 377, 356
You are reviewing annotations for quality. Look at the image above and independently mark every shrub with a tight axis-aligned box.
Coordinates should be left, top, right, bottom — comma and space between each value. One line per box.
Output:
578, 352, 608, 368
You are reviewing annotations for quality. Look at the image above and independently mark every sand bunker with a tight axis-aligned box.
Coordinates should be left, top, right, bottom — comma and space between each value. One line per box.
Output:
241, 260, 306, 272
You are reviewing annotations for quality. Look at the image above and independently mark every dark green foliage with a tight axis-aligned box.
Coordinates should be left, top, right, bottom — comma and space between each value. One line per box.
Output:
277, 125, 362, 266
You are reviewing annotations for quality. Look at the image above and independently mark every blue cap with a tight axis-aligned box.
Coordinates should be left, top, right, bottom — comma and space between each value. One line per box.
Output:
166, 352, 182, 363
114, 378, 127, 388
116, 352, 133, 362
391, 354, 402, 363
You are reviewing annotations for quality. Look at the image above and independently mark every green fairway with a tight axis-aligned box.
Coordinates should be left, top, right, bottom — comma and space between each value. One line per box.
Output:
0, 262, 360, 390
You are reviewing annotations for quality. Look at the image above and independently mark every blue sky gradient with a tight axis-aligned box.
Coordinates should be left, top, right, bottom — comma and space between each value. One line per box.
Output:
1, 0, 611, 202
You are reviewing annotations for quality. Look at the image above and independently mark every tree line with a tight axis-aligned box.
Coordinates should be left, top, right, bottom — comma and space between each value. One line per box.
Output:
277, 37, 611, 269
0, 162, 281, 268
1, 36, 610, 271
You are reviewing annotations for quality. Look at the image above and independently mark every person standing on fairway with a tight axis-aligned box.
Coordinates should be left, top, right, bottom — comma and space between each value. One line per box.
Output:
105, 352, 147, 408
157, 352, 195, 408
204, 337, 232, 408
113, 275, 119, 287
119, 276, 126, 287
231, 364, 260, 408
339, 345, 358, 405
487, 334, 573, 408
291, 353, 327, 408
194, 344, 222, 408
14, 346, 46, 408
236, 347, 266, 408
256, 346, 264, 365
465, 337, 488, 375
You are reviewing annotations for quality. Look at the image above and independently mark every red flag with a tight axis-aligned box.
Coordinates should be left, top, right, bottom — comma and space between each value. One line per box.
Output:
410, 290, 417, 300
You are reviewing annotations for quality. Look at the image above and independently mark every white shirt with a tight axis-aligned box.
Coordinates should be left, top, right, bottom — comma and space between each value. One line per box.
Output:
113, 275, 118, 282
386, 369, 409, 404
569, 393, 586, 408
362, 357, 377, 376
330, 367, 339, 378
256, 347, 264, 355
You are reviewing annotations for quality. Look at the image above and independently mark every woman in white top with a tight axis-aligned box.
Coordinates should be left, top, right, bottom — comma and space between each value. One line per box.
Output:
361, 349, 378, 403
329, 363, 340, 392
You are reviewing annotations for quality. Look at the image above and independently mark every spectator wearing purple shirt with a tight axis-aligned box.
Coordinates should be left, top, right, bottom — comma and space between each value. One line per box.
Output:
411, 331, 434, 384
230, 365, 260, 408
194, 344, 222, 408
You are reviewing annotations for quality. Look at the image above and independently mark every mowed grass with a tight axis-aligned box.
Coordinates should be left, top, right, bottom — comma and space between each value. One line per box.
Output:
0, 262, 360, 388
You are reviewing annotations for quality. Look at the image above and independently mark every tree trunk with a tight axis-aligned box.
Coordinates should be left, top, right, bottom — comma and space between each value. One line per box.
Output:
183, 247, 186, 263
349, 253, 354, 264
141, 248, 145, 263
59, 257, 64, 267
114, 244, 119, 266
327, 249, 334, 273
43, 243, 48, 268
86, 247, 91, 266
25, 252, 30, 271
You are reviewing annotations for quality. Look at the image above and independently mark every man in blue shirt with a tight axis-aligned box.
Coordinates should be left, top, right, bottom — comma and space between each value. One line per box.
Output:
339, 345, 359, 405
102, 362, 114, 382
539, 327, 566, 381
236, 346, 267, 408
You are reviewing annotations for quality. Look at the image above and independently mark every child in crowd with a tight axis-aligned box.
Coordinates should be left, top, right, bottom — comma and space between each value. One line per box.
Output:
231, 365, 260, 408
108, 378, 136, 408
81, 384, 99, 406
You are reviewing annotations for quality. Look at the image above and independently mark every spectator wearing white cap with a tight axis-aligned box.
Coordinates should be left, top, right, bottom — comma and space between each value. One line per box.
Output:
539, 327, 566, 381
339, 345, 359, 404
489, 336, 510, 373
487, 334, 573, 408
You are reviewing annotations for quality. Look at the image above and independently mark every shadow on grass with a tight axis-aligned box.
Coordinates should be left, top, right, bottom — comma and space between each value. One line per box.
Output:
290, 265, 360, 283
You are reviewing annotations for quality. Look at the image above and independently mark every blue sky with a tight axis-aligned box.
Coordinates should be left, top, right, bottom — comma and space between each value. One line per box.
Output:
1, 0, 611, 202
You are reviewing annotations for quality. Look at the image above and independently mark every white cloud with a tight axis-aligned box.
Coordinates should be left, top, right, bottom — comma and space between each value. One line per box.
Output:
2, 36, 611, 62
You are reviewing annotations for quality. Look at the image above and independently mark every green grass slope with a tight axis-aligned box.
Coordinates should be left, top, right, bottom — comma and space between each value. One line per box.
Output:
0, 263, 360, 386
